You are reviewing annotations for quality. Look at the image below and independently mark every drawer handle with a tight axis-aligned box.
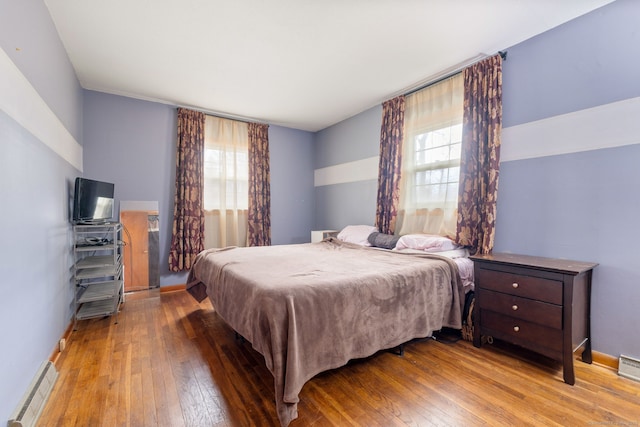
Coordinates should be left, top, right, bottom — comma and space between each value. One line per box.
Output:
513, 326, 520, 332
512, 305, 518, 311
512, 282, 519, 289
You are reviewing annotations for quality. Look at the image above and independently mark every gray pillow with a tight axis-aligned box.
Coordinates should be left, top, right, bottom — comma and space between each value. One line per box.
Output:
367, 232, 400, 250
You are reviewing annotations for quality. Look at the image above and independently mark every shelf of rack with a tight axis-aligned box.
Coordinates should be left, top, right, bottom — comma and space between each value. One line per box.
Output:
76, 296, 122, 320
77, 280, 122, 303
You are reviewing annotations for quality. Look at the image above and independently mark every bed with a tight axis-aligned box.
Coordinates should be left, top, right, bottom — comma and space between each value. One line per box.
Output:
186, 234, 467, 426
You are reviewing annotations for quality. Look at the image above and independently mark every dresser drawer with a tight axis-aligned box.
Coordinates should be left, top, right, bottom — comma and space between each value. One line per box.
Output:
476, 268, 563, 304
481, 310, 563, 352
479, 290, 562, 329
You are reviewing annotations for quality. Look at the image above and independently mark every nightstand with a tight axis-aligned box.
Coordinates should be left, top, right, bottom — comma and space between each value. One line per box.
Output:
311, 230, 338, 243
470, 253, 597, 385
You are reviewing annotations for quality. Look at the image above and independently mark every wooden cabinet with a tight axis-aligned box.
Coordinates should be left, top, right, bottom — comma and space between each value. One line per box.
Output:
470, 253, 597, 385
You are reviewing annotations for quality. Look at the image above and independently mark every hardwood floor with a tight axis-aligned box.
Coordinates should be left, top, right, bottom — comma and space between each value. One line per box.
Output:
39, 290, 640, 426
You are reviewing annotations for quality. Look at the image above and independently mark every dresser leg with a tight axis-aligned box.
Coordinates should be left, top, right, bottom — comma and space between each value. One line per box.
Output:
563, 361, 575, 385
581, 339, 593, 364
472, 302, 481, 348
472, 326, 481, 348
562, 343, 576, 385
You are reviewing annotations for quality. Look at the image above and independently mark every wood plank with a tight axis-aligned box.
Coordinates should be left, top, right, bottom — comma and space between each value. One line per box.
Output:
39, 290, 640, 427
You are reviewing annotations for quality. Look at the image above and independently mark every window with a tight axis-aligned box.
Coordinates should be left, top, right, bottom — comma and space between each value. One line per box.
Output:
397, 73, 463, 236
203, 142, 248, 210
203, 115, 248, 248
412, 123, 461, 209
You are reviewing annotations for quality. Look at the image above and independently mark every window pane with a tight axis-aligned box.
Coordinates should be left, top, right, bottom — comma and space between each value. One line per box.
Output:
203, 147, 248, 210
450, 142, 461, 160
431, 127, 449, 148
448, 166, 460, 183
451, 123, 462, 141
416, 171, 428, 186
446, 182, 458, 202
429, 169, 442, 184
415, 185, 429, 205
407, 123, 462, 209
413, 124, 462, 167
427, 145, 451, 163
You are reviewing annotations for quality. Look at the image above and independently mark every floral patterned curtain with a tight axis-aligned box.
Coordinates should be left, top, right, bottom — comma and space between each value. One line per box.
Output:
375, 96, 405, 234
168, 108, 205, 271
456, 54, 503, 254
247, 122, 271, 246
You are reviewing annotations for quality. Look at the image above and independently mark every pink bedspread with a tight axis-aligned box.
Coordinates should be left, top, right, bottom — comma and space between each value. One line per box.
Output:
186, 239, 464, 426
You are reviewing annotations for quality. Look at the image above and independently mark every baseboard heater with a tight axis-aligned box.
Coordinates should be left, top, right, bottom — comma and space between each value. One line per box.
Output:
8, 361, 58, 427
618, 354, 640, 382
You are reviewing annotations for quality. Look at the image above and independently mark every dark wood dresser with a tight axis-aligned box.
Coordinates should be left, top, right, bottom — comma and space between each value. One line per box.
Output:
470, 253, 597, 385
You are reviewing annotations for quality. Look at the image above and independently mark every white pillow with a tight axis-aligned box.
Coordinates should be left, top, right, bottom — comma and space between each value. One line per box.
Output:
395, 234, 459, 252
337, 225, 378, 246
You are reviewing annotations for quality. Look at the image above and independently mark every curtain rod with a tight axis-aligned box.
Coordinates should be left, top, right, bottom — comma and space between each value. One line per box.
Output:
398, 50, 507, 98
177, 104, 268, 126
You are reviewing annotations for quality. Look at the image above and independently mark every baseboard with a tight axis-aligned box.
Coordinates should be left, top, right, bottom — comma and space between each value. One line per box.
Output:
591, 350, 619, 370
160, 284, 186, 293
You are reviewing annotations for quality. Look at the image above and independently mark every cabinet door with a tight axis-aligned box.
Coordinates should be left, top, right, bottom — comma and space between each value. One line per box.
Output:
121, 211, 150, 292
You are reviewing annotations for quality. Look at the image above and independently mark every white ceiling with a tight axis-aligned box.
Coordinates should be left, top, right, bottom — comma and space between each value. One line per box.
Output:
44, 0, 614, 132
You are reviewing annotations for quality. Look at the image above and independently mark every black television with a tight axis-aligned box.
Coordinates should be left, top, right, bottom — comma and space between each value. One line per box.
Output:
72, 177, 115, 224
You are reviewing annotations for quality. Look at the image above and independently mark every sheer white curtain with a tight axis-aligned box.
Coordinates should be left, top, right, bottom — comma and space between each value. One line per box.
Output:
203, 115, 248, 248
397, 73, 463, 237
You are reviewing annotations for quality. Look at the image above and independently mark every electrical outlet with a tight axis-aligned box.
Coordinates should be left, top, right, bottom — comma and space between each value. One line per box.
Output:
59, 338, 66, 352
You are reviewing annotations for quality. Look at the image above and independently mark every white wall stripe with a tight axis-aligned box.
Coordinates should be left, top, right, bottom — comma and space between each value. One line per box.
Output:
314, 156, 379, 187
0, 47, 83, 171
501, 96, 640, 162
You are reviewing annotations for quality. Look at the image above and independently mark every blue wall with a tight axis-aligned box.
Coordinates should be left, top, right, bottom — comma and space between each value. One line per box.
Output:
269, 125, 315, 245
82, 91, 184, 285
495, 0, 640, 358
314, 105, 382, 230
312, 0, 639, 358
82, 91, 316, 285
501, 0, 640, 128
0, 0, 83, 421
